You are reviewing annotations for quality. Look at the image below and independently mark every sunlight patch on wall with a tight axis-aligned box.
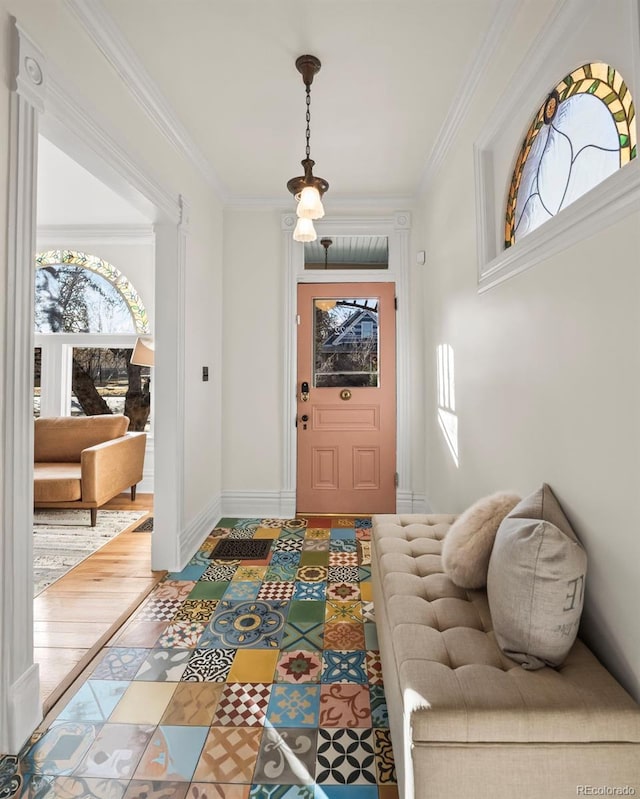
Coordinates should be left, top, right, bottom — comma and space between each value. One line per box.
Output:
437, 343, 459, 467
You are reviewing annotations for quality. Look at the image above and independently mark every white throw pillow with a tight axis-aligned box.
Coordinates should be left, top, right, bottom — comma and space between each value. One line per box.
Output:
487, 483, 587, 670
442, 491, 522, 589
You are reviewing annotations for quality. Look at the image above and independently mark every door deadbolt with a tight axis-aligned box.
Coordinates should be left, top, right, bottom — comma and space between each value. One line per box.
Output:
301, 381, 310, 402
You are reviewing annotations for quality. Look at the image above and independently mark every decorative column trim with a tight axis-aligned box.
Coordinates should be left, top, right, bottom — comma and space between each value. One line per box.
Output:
393, 212, 412, 500
1, 20, 45, 754
281, 214, 298, 498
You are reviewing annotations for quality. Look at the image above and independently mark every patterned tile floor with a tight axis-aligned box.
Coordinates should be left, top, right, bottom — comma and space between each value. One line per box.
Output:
2, 516, 397, 799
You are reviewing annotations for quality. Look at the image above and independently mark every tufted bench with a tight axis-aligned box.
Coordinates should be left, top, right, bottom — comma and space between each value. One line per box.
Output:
372, 514, 640, 799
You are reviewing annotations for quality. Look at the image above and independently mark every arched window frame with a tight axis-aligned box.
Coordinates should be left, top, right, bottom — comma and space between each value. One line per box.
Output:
35, 249, 150, 334
474, 0, 640, 293
504, 62, 636, 248
34, 249, 153, 426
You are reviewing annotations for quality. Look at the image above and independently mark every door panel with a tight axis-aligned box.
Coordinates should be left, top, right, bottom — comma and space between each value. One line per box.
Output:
296, 282, 396, 513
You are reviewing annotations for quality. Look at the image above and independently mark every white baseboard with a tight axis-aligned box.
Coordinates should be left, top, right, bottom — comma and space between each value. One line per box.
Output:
220, 489, 430, 518
396, 491, 431, 513
179, 495, 222, 569
221, 490, 296, 520
7, 663, 41, 754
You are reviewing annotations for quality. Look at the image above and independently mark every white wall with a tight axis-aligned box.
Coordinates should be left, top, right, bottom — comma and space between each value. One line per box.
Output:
222, 209, 284, 494
418, 0, 640, 699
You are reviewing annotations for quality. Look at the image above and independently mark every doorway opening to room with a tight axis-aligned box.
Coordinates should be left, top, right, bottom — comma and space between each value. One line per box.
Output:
32, 135, 160, 713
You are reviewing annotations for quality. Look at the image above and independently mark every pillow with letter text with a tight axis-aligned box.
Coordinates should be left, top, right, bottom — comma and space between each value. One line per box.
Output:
487, 484, 587, 669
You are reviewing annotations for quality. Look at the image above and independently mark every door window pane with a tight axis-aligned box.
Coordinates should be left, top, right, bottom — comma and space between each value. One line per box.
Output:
71, 347, 151, 431
34, 347, 41, 417
313, 298, 379, 387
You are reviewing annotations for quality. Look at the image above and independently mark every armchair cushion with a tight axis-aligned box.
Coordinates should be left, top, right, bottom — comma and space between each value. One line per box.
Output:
34, 463, 82, 502
34, 415, 129, 463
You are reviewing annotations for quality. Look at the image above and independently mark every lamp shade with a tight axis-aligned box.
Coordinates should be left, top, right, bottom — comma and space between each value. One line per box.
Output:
296, 185, 325, 220
293, 216, 317, 242
130, 337, 155, 367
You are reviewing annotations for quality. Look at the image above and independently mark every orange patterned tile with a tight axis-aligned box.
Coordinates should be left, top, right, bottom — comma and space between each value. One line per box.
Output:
192, 727, 262, 783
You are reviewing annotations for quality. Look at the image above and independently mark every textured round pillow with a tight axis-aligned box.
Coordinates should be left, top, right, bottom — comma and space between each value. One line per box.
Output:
442, 491, 521, 589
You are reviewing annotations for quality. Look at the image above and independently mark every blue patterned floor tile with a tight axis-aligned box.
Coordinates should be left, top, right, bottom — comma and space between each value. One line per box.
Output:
223, 581, 261, 601
57, 681, 129, 722
328, 539, 357, 553
329, 529, 356, 540
22, 722, 101, 776
91, 649, 148, 680
166, 564, 207, 581
199, 601, 287, 649
292, 582, 327, 601
321, 651, 367, 684
354, 518, 372, 529
369, 685, 389, 728
134, 726, 208, 782
266, 685, 320, 727
270, 551, 302, 568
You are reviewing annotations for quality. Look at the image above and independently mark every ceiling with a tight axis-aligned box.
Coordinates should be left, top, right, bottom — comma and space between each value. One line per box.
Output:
89, 0, 505, 203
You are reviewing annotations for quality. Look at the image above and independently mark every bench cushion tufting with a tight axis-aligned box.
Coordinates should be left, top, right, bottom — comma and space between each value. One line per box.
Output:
372, 514, 640, 746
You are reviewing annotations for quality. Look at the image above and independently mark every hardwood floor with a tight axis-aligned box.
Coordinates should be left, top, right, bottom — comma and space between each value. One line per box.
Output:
34, 493, 165, 714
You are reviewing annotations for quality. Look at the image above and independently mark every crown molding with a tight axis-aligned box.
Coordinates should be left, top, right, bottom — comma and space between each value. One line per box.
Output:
64, 0, 228, 201
417, 0, 521, 196
37, 224, 155, 246
226, 195, 415, 211
45, 64, 180, 223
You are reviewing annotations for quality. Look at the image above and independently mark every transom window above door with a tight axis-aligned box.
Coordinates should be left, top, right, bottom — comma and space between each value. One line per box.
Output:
304, 236, 388, 270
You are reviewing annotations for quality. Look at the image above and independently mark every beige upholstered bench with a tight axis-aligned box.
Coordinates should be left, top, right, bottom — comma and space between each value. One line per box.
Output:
372, 514, 640, 799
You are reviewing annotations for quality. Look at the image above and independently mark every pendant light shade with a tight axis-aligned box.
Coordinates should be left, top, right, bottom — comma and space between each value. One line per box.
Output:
296, 185, 325, 220
293, 217, 317, 242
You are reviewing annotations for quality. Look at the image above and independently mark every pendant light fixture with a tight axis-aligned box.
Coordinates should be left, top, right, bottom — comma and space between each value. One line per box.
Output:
287, 55, 329, 242
320, 238, 332, 269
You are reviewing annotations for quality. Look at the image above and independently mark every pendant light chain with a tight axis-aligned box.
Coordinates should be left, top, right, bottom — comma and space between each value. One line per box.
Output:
305, 83, 312, 160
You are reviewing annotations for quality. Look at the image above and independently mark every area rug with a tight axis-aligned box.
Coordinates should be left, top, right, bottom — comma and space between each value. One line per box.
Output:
133, 515, 154, 532
33, 509, 146, 596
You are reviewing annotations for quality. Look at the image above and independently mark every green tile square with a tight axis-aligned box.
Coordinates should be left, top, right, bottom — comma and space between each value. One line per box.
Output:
216, 517, 241, 527
188, 581, 229, 600
287, 600, 325, 624
281, 621, 324, 650
300, 550, 330, 567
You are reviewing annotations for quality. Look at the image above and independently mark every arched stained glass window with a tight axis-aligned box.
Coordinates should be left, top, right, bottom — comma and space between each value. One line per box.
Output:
505, 63, 636, 247
35, 250, 150, 334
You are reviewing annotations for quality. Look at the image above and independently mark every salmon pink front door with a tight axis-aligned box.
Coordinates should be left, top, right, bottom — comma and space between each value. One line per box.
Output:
296, 282, 396, 514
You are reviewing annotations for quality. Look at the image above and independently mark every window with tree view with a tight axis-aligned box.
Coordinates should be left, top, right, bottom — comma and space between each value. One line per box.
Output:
34, 250, 152, 431
313, 298, 379, 387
